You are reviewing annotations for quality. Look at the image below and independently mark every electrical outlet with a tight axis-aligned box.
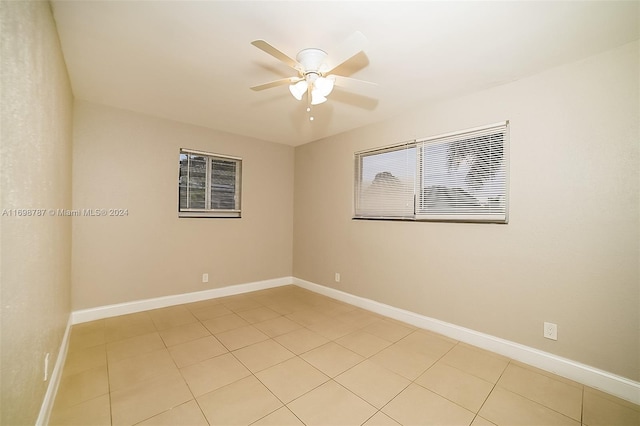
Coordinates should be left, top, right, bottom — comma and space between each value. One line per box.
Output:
543, 322, 558, 340
43, 353, 50, 381
202, 273, 209, 283
334, 273, 341, 283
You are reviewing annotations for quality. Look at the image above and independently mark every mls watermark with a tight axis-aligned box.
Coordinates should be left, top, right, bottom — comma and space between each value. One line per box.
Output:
2, 208, 129, 217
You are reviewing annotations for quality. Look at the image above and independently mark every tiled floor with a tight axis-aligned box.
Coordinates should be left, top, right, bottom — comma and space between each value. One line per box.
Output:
50, 285, 639, 426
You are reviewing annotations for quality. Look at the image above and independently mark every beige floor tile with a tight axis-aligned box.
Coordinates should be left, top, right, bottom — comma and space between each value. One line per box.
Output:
197, 376, 282, 425
313, 300, 358, 316
583, 387, 640, 426
68, 321, 106, 351
216, 324, 269, 350
369, 344, 437, 380
253, 315, 302, 337
479, 387, 580, 426
307, 318, 360, 340
251, 406, 305, 425
334, 308, 382, 328
168, 335, 228, 367
148, 305, 198, 330
105, 312, 156, 342
335, 360, 411, 408
247, 287, 282, 300
202, 312, 250, 334
108, 348, 178, 391
53, 365, 109, 410
62, 344, 107, 377
232, 339, 295, 372
415, 361, 494, 412
189, 303, 233, 321
511, 360, 584, 388
137, 400, 208, 425
335, 330, 392, 358
394, 329, 458, 359
70, 319, 105, 334
221, 295, 264, 312
180, 352, 251, 396
363, 411, 402, 426
287, 380, 377, 426
440, 343, 509, 384
497, 363, 583, 421
106, 332, 165, 363
159, 321, 211, 347
267, 300, 311, 315
301, 341, 364, 377
49, 394, 111, 426
471, 416, 498, 426
236, 306, 281, 323
382, 383, 475, 426
255, 357, 329, 403
110, 370, 192, 425
286, 309, 332, 327
361, 319, 415, 342
274, 327, 330, 354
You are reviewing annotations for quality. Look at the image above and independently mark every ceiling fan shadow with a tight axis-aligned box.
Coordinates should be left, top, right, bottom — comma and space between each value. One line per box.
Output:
330, 89, 379, 110
250, 92, 290, 107
251, 61, 294, 79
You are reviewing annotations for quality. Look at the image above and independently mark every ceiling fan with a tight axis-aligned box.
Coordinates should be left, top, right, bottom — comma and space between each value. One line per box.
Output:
250, 31, 376, 110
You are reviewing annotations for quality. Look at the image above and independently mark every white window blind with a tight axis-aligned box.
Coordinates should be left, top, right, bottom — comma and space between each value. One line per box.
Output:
354, 143, 416, 219
353, 122, 508, 223
417, 123, 508, 222
179, 149, 242, 218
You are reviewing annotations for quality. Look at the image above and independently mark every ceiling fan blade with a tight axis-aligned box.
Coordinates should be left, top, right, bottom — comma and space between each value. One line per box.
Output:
324, 31, 368, 74
250, 77, 300, 91
251, 40, 301, 71
332, 75, 378, 91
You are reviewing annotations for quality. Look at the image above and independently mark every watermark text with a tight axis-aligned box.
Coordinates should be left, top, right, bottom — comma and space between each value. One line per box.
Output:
2, 208, 129, 217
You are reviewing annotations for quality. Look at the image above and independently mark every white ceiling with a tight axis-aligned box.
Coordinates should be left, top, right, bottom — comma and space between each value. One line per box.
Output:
50, 1, 639, 146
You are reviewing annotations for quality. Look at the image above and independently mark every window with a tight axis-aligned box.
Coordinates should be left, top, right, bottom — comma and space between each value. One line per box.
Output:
354, 121, 508, 223
178, 149, 242, 218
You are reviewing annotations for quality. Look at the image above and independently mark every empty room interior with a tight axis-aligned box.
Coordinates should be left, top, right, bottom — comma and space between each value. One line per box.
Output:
1, 1, 639, 425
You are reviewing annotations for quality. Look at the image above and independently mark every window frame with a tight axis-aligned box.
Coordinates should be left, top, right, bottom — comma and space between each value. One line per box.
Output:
353, 121, 509, 224
178, 148, 242, 218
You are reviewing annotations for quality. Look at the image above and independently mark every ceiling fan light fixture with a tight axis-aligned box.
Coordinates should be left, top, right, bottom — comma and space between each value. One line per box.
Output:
314, 76, 335, 97
289, 80, 308, 101
310, 89, 327, 105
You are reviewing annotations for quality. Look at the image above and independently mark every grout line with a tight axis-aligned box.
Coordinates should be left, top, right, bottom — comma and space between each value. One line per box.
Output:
581, 386, 585, 426
472, 358, 512, 425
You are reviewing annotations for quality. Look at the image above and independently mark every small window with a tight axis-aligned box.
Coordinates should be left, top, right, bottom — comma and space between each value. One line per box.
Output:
178, 149, 242, 218
354, 122, 508, 223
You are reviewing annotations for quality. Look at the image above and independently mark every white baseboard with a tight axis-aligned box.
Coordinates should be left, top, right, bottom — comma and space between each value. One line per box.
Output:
72, 277, 294, 324
293, 277, 640, 405
36, 314, 73, 426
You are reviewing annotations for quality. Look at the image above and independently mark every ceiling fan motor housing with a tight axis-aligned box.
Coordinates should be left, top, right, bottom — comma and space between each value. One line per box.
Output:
296, 48, 328, 74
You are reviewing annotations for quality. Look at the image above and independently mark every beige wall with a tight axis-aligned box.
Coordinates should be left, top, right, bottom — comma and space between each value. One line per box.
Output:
0, 1, 74, 424
72, 101, 294, 310
293, 42, 639, 381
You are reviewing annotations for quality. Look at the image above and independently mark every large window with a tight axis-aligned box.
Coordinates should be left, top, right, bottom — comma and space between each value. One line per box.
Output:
354, 122, 508, 223
179, 149, 242, 218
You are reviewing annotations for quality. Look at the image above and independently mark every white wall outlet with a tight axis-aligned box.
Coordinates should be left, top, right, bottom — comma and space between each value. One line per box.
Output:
543, 322, 558, 340
202, 273, 209, 283
334, 272, 341, 283
43, 353, 50, 381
